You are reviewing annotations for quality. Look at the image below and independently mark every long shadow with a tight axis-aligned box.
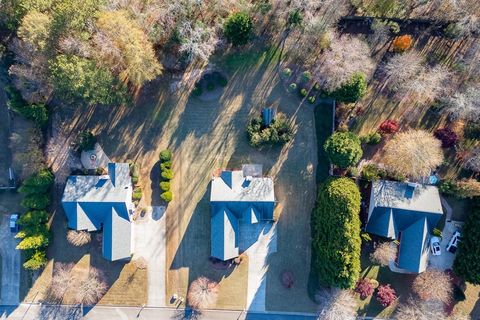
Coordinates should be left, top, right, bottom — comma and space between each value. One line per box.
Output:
169, 188, 237, 298
150, 161, 162, 207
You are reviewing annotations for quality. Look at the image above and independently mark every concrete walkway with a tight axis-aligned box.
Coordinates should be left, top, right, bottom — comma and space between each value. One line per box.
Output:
131, 206, 166, 307
241, 222, 277, 312
0, 215, 20, 305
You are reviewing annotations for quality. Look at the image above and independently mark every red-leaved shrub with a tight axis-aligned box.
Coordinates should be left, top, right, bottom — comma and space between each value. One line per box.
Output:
434, 128, 458, 148
379, 120, 399, 135
376, 284, 397, 307
355, 278, 375, 299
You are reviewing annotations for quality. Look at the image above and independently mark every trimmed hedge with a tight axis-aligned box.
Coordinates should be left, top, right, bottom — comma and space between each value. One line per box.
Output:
453, 199, 480, 284
159, 149, 172, 162
159, 149, 174, 203
161, 191, 173, 202
312, 177, 361, 289
160, 181, 170, 191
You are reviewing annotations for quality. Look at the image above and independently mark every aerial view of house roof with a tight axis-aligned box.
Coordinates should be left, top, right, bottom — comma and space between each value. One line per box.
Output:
366, 180, 443, 273
62, 163, 133, 261
210, 165, 275, 261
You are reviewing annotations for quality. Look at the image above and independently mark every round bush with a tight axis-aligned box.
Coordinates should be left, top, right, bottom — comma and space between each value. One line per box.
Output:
308, 96, 316, 104
161, 169, 174, 180
392, 35, 413, 52
434, 127, 458, 148
324, 131, 363, 169
217, 76, 228, 87
282, 68, 292, 78
378, 119, 399, 134
313, 83, 321, 91
301, 71, 312, 82
192, 84, 202, 96
289, 83, 297, 91
159, 149, 172, 162
361, 164, 380, 181
330, 73, 367, 104
161, 191, 173, 202
223, 12, 253, 46
160, 181, 171, 191
160, 161, 172, 171
300, 88, 308, 97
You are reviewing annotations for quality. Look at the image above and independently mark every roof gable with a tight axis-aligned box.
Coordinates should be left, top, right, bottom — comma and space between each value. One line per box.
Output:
397, 217, 430, 273
211, 208, 239, 260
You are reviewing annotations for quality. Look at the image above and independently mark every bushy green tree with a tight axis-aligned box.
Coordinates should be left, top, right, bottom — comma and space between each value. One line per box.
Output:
330, 73, 368, 103
95, 10, 163, 87
324, 132, 363, 168
16, 232, 49, 250
21, 193, 50, 210
49, 54, 127, 105
0, 0, 53, 28
223, 12, 253, 46
17, 11, 52, 50
23, 250, 47, 270
454, 200, 480, 284
18, 169, 54, 194
313, 177, 361, 289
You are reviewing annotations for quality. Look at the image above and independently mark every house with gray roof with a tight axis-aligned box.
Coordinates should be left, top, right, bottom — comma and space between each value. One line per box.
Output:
366, 180, 443, 273
210, 165, 275, 261
62, 163, 134, 261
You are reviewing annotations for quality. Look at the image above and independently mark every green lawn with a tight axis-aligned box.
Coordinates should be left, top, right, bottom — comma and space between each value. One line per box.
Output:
356, 244, 415, 318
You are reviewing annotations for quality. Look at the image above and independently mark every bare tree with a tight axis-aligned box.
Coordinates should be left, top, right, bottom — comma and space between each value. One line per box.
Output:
370, 242, 397, 267
314, 287, 356, 320
395, 298, 447, 320
8, 38, 52, 103
395, 65, 451, 105
187, 277, 219, 310
50, 263, 76, 300
382, 130, 444, 180
412, 269, 453, 304
58, 35, 92, 58
313, 35, 374, 91
178, 21, 218, 62
383, 52, 423, 91
67, 230, 91, 247
75, 268, 108, 304
444, 86, 480, 121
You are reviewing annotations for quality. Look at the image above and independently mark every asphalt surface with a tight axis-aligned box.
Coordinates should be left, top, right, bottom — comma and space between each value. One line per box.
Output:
0, 304, 319, 320
0, 215, 20, 305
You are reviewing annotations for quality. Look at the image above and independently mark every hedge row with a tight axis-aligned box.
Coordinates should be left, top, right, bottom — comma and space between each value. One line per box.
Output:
159, 150, 173, 202
312, 177, 361, 289
18, 169, 53, 270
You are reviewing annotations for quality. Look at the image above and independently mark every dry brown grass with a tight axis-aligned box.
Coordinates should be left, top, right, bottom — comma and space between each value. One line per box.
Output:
67, 230, 91, 247
370, 242, 397, 267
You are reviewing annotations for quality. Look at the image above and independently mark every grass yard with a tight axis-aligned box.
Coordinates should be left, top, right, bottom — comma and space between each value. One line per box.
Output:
355, 244, 415, 318
32, 41, 327, 312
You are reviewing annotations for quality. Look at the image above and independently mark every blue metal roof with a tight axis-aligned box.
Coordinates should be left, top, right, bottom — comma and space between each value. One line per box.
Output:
61, 163, 132, 261
397, 217, 430, 273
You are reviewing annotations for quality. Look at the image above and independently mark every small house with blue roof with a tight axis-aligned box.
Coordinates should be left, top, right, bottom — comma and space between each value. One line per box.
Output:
62, 163, 134, 261
366, 180, 443, 273
210, 164, 275, 261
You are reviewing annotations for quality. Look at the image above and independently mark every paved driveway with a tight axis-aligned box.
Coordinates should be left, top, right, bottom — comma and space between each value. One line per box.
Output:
0, 215, 20, 304
131, 206, 166, 307
239, 222, 277, 312
429, 220, 464, 271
